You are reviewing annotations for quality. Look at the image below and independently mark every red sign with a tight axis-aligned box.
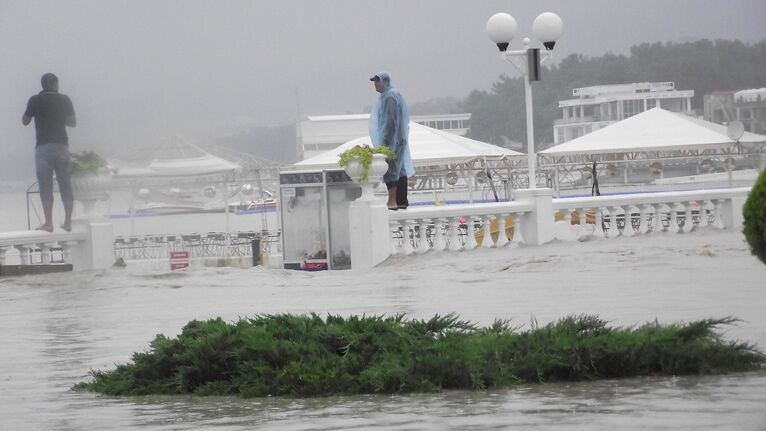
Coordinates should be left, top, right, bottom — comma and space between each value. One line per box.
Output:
170, 251, 190, 271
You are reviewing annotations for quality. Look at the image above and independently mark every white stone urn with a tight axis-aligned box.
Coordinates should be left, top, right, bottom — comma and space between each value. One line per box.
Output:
344, 153, 389, 200
71, 169, 113, 217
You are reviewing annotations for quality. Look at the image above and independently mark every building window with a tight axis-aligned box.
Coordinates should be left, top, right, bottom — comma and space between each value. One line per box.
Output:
623, 100, 641, 117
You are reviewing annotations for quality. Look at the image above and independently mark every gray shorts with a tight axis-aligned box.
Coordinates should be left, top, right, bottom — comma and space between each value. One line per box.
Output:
35, 143, 73, 204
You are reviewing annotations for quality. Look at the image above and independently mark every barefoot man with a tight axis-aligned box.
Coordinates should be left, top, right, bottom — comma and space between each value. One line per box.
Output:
22, 73, 76, 232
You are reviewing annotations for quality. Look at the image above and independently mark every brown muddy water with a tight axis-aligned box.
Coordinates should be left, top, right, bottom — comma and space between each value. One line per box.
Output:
1, 228, 765, 430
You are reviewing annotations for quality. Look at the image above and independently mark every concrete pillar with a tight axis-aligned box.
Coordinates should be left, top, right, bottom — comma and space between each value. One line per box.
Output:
513, 188, 555, 246
69, 217, 115, 271
348, 198, 390, 270
720, 195, 747, 230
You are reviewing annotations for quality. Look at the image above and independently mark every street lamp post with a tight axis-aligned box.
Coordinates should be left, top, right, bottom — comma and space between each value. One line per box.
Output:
486, 12, 563, 189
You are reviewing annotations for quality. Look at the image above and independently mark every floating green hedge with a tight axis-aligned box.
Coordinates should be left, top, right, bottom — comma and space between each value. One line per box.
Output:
744, 168, 766, 265
76, 314, 764, 398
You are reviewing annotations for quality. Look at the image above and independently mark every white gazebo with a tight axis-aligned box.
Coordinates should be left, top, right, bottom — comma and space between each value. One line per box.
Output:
290, 122, 527, 200
293, 121, 524, 170
539, 107, 766, 187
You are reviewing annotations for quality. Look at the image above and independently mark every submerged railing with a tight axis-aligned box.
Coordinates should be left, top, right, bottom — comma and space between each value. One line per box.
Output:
113, 231, 282, 261
387, 188, 749, 256
0, 230, 86, 267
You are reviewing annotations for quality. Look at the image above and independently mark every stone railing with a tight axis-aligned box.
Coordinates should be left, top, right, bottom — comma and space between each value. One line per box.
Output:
388, 201, 533, 254
550, 188, 748, 241
0, 230, 85, 267
0, 218, 115, 272
383, 187, 749, 258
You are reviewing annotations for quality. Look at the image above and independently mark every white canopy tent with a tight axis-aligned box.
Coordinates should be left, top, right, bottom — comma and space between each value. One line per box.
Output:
292, 122, 525, 170
113, 137, 240, 178
540, 107, 766, 157
539, 107, 766, 190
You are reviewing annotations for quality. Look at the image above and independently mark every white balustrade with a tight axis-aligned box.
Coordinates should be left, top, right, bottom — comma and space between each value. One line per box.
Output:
385, 187, 751, 259
0, 219, 113, 271
388, 201, 533, 254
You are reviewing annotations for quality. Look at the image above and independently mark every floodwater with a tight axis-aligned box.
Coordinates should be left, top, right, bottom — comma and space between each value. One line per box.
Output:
1, 223, 766, 429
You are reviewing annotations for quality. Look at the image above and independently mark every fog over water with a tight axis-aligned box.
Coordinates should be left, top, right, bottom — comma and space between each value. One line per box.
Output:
1, 0, 765, 180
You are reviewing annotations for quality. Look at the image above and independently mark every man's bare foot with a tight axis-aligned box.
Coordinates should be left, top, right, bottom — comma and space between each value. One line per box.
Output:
35, 224, 53, 233
60, 223, 72, 232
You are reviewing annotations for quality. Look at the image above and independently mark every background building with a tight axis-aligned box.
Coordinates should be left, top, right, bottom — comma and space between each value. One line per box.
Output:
704, 88, 766, 134
298, 113, 470, 160
553, 82, 694, 145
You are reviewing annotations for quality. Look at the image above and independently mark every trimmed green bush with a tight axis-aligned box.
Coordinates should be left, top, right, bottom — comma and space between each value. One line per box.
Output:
75, 314, 765, 398
743, 168, 766, 265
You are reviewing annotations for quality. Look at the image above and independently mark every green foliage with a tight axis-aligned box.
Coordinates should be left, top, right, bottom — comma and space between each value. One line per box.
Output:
337, 145, 396, 182
70, 150, 110, 177
743, 169, 766, 265
74, 314, 765, 398
462, 39, 766, 149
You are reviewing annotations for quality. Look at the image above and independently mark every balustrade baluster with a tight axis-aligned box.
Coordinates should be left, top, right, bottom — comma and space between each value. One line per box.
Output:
668, 203, 680, 233
15, 245, 31, 265
593, 208, 606, 238
448, 216, 462, 251
608, 207, 621, 238
416, 218, 431, 254
697, 199, 710, 227
638, 205, 649, 234
510, 213, 525, 246
577, 208, 588, 238
389, 220, 402, 255
496, 214, 510, 247
41, 244, 53, 264
559, 209, 576, 241
433, 218, 447, 251
481, 215, 495, 248
684, 201, 696, 232
399, 220, 416, 256
621, 206, 634, 237
464, 216, 478, 250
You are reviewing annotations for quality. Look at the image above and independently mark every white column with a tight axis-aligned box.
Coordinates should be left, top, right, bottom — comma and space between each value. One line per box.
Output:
719, 196, 747, 230
349, 196, 390, 269
68, 217, 115, 271
513, 188, 554, 246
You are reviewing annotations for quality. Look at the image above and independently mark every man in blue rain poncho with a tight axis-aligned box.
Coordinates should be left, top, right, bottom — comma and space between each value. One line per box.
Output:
369, 72, 414, 210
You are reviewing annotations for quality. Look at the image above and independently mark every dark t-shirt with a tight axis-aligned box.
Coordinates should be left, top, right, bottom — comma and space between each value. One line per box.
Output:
24, 92, 75, 147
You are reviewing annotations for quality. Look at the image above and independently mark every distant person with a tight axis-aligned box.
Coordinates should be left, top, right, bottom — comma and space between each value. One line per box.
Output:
22, 73, 76, 232
369, 71, 414, 210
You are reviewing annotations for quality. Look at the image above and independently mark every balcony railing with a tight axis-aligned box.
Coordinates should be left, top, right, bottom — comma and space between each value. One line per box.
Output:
387, 188, 748, 256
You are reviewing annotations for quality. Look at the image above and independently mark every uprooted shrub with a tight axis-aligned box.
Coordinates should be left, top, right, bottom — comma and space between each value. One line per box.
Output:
75, 313, 764, 398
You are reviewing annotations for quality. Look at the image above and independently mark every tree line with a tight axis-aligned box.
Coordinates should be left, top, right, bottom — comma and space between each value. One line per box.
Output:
414, 39, 766, 151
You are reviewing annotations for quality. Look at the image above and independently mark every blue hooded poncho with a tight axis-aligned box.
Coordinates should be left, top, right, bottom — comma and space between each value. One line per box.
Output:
368, 72, 415, 183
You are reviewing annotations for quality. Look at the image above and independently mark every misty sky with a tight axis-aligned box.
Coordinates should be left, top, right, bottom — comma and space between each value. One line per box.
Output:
1, 0, 765, 179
